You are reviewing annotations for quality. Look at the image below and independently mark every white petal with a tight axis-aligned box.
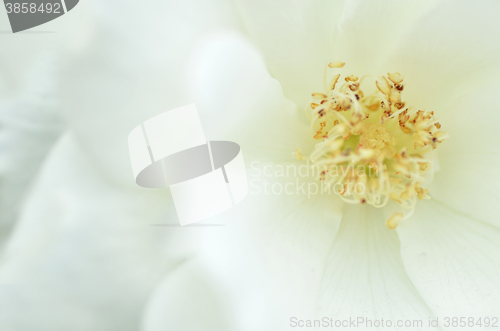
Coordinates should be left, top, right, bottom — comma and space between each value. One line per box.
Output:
0, 134, 194, 330
141, 260, 234, 331
59, 0, 238, 187
381, 1, 500, 228
192, 31, 313, 161
383, 0, 500, 111
232, 0, 345, 108
0, 56, 63, 234
428, 84, 500, 228
239, 138, 344, 312
334, 0, 438, 75
251, 184, 343, 272
142, 224, 293, 331
397, 200, 500, 318
0, 283, 100, 330
194, 31, 343, 308
319, 204, 437, 326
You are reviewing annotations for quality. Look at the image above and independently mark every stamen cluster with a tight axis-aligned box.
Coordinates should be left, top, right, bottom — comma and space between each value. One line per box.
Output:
294, 61, 448, 228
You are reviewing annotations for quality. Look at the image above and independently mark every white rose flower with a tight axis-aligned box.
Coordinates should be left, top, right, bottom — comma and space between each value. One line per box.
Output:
1, 0, 499, 330
195, 0, 500, 328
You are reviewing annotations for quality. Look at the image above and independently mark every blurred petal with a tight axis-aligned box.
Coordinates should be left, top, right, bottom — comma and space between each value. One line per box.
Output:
397, 200, 500, 318
334, 0, 438, 75
60, 0, 238, 188
245, 179, 344, 299
0, 134, 194, 331
384, 0, 500, 111
0, 56, 63, 236
193, 32, 344, 295
141, 260, 234, 331
428, 84, 500, 228
319, 204, 437, 326
0, 6, 73, 97
192, 31, 312, 160
233, 0, 345, 108
142, 225, 291, 331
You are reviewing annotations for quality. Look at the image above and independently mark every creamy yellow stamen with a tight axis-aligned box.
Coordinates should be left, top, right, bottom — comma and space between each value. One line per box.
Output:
328, 61, 345, 68
385, 213, 403, 229
298, 62, 448, 229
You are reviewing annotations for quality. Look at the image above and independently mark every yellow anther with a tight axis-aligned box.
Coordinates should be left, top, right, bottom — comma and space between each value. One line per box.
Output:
329, 74, 340, 91
349, 83, 360, 92
312, 92, 328, 99
394, 102, 405, 110
400, 126, 412, 134
376, 76, 391, 95
328, 61, 345, 68
365, 98, 380, 111
389, 88, 401, 104
385, 213, 403, 229
388, 72, 403, 84
292, 148, 303, 160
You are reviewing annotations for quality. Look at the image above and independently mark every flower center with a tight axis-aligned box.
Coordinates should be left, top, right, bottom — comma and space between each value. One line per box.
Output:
358, 123, 397, 158
294, 61, 448, 229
